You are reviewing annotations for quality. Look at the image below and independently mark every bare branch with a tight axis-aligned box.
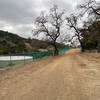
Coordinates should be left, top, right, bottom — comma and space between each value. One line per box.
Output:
33, 4, 66, 55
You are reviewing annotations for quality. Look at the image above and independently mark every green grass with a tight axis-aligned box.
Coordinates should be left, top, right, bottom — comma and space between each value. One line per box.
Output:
0, 59, 33, 69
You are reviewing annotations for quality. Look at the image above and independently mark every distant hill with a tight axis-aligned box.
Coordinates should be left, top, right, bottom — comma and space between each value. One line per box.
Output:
0, 30, 65, 54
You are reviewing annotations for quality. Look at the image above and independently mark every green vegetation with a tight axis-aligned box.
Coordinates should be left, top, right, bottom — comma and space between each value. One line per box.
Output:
66, 0, 100, 52
81, 21, 100, 51
0, 46, 72, 69
0, 30, 27, 54
0, 59, 33, 69
0, 30, 65, 54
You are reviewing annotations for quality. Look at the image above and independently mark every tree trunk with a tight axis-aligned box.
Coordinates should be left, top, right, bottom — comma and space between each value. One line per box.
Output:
97, 43, 100, 53
78, 38, 85, 52
53, 43, 59, 56
81, 43, 85, 52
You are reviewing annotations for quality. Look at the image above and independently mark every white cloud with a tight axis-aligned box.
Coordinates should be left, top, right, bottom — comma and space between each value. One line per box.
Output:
0, 0, 100, 38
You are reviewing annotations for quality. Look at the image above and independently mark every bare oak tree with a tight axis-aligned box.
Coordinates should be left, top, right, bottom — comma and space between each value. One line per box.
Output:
78, 0, 100, 19
78, 0, 100, 52
66, 14, 85, 52
33, 5, 64, 55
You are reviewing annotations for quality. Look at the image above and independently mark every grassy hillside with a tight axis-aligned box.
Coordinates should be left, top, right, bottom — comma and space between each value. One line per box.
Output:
0, 30, 65, 54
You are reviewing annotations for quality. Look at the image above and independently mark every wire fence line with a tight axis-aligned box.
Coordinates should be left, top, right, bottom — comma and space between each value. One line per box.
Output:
0, 46, 72, 69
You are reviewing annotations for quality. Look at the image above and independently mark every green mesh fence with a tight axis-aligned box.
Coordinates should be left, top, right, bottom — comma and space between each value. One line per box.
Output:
58, 46, 72, 53
0, 46, 72, 69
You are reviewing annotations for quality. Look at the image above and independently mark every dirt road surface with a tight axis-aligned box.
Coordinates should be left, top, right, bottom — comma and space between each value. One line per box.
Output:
0, 49, 100, 100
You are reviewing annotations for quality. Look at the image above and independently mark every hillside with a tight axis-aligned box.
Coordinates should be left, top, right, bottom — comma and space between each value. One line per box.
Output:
0, 30, 65, 54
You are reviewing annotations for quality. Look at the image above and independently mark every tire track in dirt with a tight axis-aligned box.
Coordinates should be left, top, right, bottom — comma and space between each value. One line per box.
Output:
0, 49, 100, 100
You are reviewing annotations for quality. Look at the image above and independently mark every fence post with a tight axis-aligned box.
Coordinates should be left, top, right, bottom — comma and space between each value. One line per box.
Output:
32, 54, 34, 61
10, 54, 11, 66
24, 55, 25, 64
32, 53, 35, 61
23, 52, 25, 64
40, 52, 42, 59
9, 52, 12, 66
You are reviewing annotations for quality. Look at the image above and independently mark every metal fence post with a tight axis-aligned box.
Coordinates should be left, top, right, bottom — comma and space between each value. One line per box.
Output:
9, 52, 12, 66
32, 53, 34, 61
23, 52, 25, 64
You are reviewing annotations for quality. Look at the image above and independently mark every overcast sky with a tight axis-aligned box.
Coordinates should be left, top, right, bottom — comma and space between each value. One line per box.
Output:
0, 0, 99, 38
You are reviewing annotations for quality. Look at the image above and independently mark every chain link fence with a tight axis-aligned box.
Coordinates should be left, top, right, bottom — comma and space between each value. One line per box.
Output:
0, 46, 72, 70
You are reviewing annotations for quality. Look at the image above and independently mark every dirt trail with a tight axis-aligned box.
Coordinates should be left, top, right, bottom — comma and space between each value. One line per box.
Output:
0, 49, 100, 100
